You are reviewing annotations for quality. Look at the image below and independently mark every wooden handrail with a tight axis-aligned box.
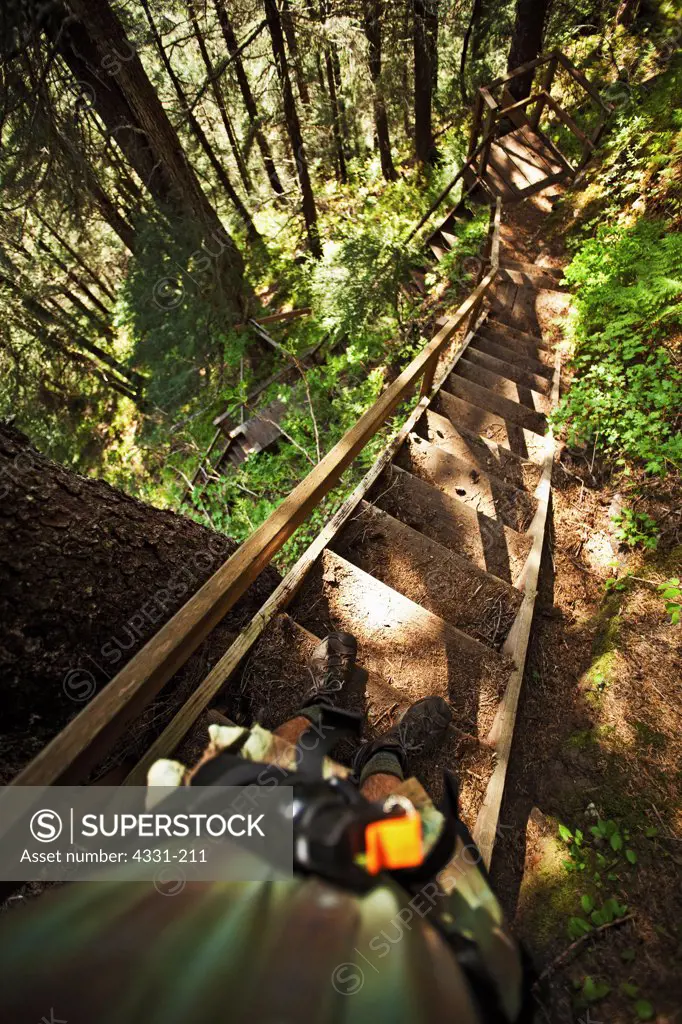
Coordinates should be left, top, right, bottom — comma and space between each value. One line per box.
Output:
489, 51, 555, 91
497, 91, 544, 118
12, 201, 502, 787
555, 51, 612, 113
542, 91, 595, 149
403, 126, 498, 245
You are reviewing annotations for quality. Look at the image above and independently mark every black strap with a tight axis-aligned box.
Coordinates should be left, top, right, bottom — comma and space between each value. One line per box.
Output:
294, 706, 364, 774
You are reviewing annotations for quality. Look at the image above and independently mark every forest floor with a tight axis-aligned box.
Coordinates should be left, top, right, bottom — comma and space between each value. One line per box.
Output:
487, 195, 682, 1024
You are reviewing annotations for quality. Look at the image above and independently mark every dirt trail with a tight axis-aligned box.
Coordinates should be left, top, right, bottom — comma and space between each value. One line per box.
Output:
489, 196, 682, 1024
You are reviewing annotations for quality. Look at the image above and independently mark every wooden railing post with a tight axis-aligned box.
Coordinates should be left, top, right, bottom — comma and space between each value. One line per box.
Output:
531, 51, 558, 129
478, 89, 498, 181
419, 351, 439, 397
466, 197, 501, 335
468, 90, 483, 161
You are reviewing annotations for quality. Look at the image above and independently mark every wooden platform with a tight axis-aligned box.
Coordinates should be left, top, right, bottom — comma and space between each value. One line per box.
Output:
482, 125, 568, 200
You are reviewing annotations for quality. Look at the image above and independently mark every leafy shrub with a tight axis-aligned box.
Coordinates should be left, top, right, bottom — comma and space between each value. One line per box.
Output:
612, 508, 659, 550
553, 219, 682, 475
658, 577, 681, 624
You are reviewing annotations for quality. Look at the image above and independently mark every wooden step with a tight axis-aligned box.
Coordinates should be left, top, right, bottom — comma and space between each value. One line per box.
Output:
240, 613, 409, 743
499, 266, 566, 291
433, 389, 546, 463
430, 243, 447, 261
487, 317, 552, 352
292, 550, 511, 738
479, 326, 553, 367
451, 358, 551, 415
501, 259, 564, 282
503, 124, 563, 176
332, 502, 523, 649
470, 335, 553, 380
441, 230, 457, 248
419, 408, 542, 492
490, 285, 546, 338
463, 345, 552, 396
369, 465, 533, 587
441, 375, 547, 436
396, 433, 537, 532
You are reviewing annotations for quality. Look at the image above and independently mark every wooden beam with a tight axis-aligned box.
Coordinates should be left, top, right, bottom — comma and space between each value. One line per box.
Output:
530, 54, 558, 129
473, 346, 561, 869
490, 51, 555, 91
497, 91, 543, 118
500, 87, 532, 130
555, 51, 611, 113
11, 272, 499, 788
543, 91, 594, 149
468, 90, 484, 161
234, 307, 312, 332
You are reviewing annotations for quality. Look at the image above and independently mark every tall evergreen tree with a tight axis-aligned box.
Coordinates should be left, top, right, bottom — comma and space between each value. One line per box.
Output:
264, 0, 321, 256
213, 0, 286, 196
507, 0, 554, 100
362, 0, 398, 181
412, 0, 437, 165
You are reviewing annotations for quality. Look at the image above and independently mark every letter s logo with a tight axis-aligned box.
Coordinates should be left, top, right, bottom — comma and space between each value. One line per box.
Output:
30, 810, 63, 843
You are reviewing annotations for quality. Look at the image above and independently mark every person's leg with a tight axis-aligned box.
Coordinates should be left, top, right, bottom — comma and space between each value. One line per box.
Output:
273, 631, 358, 744
355, 696, 453, 801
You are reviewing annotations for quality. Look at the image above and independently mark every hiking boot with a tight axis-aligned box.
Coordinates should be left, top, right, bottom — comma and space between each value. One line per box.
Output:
354, 696, 453, 777
302, 631, 358, 706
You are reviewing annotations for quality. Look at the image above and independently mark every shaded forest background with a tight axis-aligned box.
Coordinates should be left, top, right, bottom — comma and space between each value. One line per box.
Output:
1, 0, 680, 566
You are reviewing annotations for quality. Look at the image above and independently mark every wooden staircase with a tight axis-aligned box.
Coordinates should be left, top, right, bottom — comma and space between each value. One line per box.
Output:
228, 250, 563, 859
13, 46, 612, 874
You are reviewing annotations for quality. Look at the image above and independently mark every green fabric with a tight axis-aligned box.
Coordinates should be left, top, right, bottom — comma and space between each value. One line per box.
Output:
359, 749, 404, 785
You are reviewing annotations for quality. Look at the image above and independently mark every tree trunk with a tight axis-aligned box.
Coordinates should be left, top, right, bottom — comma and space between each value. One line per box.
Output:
49, 0, 248, 312
425, 0, 438, 92
213, 0, 285, 196
37, 241, 110, 318
34, 212, 116, 302
184, 0, 254, 194
281, 0, 311, 106
471, 0, 494, 60
401, 0, 413, 137
362, 0, 397, 181
140, 0, 260, 244
412, 0, 436, 165
615, 0, 641, 25
325, 47, 348, 182
264, 0, 321, 257
460, 0, 482, 105
506, 0, 554, 101
0, 424, 281, 783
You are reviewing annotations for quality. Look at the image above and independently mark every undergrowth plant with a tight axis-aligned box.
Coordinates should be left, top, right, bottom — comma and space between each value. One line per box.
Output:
553, 219, 682, 476
611, 508, 659, 550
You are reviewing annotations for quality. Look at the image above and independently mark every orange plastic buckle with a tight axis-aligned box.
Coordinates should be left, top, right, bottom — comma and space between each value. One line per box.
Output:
364, 796, 423, 875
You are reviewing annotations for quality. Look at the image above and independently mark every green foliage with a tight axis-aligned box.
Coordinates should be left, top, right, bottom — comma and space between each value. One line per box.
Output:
581, 975, 611, 1003
658, 577, 681, 624
553, 219, 682, 475
635, 999, 655, 1020
612, 508, 660, 550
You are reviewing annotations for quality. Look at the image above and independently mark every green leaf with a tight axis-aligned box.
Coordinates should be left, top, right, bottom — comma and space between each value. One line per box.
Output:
581, 894, 594, 913
635, 999, 655, 1020
621, 981, 639, 998
558, 823, 573, 842
626, 848, 638, 864
568, 916, 592, 939
583, 975, 611, 1002
610, 831, 623, 852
